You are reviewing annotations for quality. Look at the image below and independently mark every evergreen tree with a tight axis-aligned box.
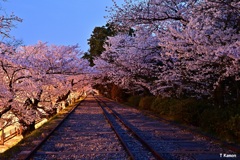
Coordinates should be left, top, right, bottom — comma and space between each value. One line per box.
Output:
85, 23, 116, 66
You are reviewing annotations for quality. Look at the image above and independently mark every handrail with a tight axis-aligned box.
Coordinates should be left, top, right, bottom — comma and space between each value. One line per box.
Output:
0, 124, 23, 145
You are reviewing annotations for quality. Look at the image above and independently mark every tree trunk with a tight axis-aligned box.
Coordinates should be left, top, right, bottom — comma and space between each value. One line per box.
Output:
0, 105, 12, 117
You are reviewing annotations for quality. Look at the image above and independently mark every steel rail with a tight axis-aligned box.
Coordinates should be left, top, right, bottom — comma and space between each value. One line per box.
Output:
95, 98, 136, 159
96, 96, 240, 159
95, 96, 164, 160
22, 99, 84, 160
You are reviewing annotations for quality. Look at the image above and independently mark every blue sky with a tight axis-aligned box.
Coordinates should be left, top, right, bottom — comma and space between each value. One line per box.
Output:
2, 0, 124, 52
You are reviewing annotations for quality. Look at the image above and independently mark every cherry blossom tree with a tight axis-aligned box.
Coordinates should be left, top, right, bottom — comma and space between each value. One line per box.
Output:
0, 43, 37, 129
0, 41, 91, 131
95, 0, 240, 105
107, 0, 196, 31
154, 0, 240, 101
98, 0, 199, 97
16, 42, 90, 111
0, 1, 91, 131
94, 26, 161, 94
0, 0, 22, 40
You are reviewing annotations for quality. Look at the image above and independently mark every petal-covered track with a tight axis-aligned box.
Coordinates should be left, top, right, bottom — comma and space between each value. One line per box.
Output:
18, 95, 238, 160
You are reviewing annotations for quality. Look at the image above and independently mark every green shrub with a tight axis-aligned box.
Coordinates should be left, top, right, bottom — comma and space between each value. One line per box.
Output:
127, 95, 141, 107
139, 96, 155, 110
150, 97, 210, 125
199, 107, 230, 134
150, 97, 171, 115
126, 95, 240, 144
150, 97, 191, 116
170, 99, 210, 125
224, 114, 240, 142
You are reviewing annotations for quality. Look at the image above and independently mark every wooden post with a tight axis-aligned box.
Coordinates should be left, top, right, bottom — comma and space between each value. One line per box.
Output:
1, 129, 4, 145
17, 127, 20, 135
20, 126, 22, 135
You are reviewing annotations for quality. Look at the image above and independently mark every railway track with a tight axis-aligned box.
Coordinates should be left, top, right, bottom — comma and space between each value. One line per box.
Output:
95, 96, 162, 160
23, 95, 128, 160
15, 95, 238, 160
95, 96, 239, 160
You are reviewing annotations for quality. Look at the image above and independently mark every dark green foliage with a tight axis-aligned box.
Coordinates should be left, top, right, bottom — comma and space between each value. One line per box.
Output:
127, 95, 141, 107
198, 104, 240, 143
86, 24, 135, 66
82, 52, 94, 66
213, 77, 240, 108
200, 108, 228, 133
225, 114, 240, 141
139, 96, 155, 110
86, 23, 116, 66
148, 97, 240, 143
150, 97, 172, 115
128, 28, 135, 37
179, 100, 210, 126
